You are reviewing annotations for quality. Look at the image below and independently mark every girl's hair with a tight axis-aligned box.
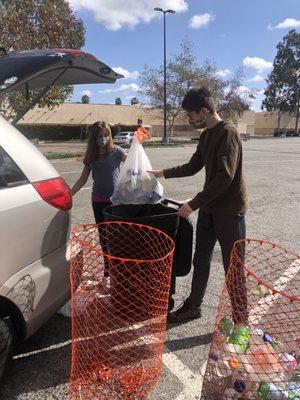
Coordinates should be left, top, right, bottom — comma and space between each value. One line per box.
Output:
84, 121, 114, 164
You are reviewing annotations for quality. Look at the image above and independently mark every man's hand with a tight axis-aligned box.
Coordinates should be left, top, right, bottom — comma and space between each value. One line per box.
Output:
179, 203, 193, 219
147, 169, 164, 178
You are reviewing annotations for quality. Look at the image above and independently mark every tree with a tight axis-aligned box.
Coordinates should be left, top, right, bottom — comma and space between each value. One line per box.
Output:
139, 39, 252, 136
217, 68, 254, 120
0, 0, 85, 117
130, 97, 139, 105
81, 94, 90, 104
262, 30, 300, 134
115, 97, 122, 105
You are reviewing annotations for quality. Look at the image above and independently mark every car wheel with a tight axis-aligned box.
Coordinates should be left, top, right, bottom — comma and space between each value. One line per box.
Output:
0, 318, 14, 383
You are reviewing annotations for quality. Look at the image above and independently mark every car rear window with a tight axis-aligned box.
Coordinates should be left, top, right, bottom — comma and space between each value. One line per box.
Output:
0, 147, 29, 189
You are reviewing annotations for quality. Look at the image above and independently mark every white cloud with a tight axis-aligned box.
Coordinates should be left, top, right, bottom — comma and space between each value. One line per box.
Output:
189, 12, 215, 29
80, 90, 92, 96
248, 74, 265, 83
113, 67, 139, 80
243, 56, 272, 74
237, 86, 250, 95
68, 0, 188, 30
98, 83, 140, 94
216, 69, 231, 78
267, 18, 300, 30
249, 90, 265, 111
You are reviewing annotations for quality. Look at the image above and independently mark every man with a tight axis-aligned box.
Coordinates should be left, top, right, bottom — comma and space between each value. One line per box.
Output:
150, 87, 248, 323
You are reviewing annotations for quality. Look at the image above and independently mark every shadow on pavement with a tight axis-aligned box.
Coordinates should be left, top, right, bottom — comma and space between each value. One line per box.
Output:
1, 314, 71, 399
166, 332, 212, 353
1, 314, 212, 399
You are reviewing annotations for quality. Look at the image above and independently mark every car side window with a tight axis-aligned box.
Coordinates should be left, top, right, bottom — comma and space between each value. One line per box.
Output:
0, 147, 29, 189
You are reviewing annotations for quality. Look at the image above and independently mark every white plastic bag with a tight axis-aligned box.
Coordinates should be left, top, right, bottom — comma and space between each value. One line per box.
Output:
57, 288, 102, 318
111, 137, 163, 204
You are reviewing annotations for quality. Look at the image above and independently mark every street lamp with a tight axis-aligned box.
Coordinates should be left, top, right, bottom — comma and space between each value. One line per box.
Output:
154, 7, 175, 143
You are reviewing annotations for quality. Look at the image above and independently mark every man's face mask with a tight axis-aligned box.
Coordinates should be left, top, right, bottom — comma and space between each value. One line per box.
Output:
97, 137, 108, 147
187, 109, 207, 129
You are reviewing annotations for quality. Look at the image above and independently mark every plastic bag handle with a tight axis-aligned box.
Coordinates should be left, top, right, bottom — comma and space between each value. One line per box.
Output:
161, 198, 183, 209
135, 126, 151, 144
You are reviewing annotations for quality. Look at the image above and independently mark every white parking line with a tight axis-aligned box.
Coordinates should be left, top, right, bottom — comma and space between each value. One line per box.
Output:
163, 352, 205, 400
249, 258, 300, 325
60, 170, 81, 175
79, 186, 92, 191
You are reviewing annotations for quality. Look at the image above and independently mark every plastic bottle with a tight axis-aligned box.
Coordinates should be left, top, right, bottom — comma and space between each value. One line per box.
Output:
228, 326, 250, 353
219, 317, 235, 335
279, 353, 298, 373
286, 381, 300, 396
257, 382, 288, 399
239, 344, 281, 383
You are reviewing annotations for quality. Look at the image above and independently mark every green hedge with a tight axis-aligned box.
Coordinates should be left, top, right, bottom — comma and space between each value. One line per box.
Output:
17, 124, 85, 141
17, 124, 140, 141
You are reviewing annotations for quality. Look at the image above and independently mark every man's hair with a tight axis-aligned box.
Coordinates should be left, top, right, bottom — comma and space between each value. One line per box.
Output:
182, 87, 215, 113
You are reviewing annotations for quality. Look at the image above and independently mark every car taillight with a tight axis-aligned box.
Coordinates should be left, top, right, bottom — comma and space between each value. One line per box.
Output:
33, 177, 72, 211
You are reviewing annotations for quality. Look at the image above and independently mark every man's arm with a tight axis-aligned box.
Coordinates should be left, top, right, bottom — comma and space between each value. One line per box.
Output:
148, 142, 204, 179
188, 133, 241, 211
163, 142, 204, 179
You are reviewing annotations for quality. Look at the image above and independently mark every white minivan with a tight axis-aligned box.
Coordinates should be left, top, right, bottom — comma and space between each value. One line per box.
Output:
0, 48, 122, 381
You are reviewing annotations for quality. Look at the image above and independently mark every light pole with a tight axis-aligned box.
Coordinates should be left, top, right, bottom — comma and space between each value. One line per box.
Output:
154, 7, 175, 143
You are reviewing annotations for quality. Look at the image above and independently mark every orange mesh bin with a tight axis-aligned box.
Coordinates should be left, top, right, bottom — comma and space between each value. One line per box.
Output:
201, 239, 300, 400
69, 222, 175, 400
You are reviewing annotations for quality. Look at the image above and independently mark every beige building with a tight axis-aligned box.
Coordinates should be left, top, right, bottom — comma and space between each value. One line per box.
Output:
18, 103, 193, 137
235, 110, 255, 135
18, 103, 297, 138
254, 112, 298, 135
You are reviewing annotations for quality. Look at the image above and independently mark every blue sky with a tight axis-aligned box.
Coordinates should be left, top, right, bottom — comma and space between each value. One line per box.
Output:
68, 0, 300, 111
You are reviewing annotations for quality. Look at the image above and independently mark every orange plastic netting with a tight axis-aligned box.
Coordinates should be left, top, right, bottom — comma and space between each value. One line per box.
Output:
69, 222, 174, 400
201, 239, 300, 400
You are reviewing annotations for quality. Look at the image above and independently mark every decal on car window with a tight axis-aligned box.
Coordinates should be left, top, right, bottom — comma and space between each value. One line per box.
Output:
48, 52, 67, 58
0, 76, 18, 90
100, 67, 111, 74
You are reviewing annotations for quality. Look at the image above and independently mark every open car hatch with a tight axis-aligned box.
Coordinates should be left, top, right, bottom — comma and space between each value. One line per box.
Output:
0, 48, 123, 124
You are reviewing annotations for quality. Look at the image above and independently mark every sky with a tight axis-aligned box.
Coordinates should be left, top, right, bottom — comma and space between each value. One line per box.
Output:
67, 0, 300, 111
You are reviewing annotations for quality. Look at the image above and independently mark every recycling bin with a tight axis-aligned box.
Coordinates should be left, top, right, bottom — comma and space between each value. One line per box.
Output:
103, 200, 193, 319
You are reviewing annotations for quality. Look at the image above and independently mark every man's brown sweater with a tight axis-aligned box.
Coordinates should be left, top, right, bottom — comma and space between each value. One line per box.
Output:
163, 121, 248, 215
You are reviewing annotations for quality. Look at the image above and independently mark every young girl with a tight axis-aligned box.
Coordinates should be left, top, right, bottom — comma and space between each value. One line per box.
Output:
71, 120, 126, 224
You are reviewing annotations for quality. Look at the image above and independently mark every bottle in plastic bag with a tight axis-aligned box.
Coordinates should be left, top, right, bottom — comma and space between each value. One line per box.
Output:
111, 135, 163, 205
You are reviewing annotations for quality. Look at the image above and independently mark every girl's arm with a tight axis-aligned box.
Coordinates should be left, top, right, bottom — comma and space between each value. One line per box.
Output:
71, 165, 91, 195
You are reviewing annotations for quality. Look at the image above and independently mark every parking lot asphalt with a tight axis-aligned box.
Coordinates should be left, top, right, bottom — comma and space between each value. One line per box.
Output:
1, 138, 299, 399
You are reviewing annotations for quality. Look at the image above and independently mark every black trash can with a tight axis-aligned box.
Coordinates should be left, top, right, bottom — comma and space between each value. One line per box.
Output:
104, 203, 179, 240
103, 202, 193, 316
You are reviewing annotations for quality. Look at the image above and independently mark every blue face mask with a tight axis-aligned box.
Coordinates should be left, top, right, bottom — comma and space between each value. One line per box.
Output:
97, 137, 108, 148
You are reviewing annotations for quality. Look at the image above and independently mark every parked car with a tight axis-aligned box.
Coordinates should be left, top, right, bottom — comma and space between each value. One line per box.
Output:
273, 130, 286, 137
113, 131, 135, 145
0, 48, 122, 382
286, 130, 299, 137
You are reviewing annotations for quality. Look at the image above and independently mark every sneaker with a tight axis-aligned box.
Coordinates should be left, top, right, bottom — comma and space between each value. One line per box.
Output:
167, 299, 201, 324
